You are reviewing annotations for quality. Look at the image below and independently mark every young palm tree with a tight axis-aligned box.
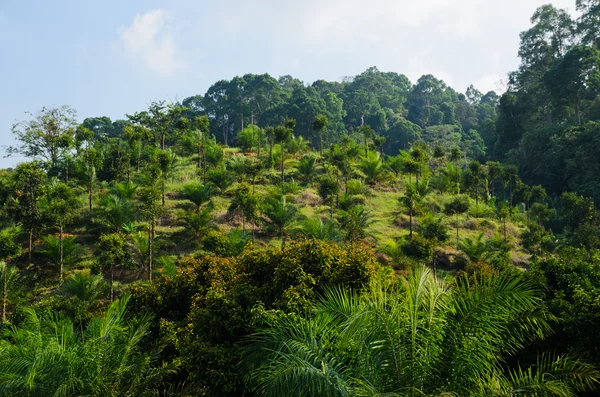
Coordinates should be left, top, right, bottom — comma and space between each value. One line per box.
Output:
260, 196, 299, 248
458, 232, 490, 264
295, 215, 340, 242
338, 206, 373, 243
297, 154, 318, 185
244, 267, 599, 396
0, 296, 177, 396
359, 151, 383, 184
179, 181, 214, 212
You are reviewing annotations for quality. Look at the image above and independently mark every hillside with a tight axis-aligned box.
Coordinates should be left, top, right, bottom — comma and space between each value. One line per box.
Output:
1, 0, 600, 395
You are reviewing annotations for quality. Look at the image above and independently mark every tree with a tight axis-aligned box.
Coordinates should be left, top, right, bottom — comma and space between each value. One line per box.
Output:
338, 206, 372, 243
399, 183, 422, 239
179, 182, 214, 212
358, 124, 375, 157
464, 161, 487, 204
157, 149, 178, 207
244, 268, 599, 396
317, 173, 340, 217
7, 162, 46, 262
0, 297, 177, 395
136, 185, 164, 282
8, 106, 77, 177
0, 227, 21, 323
46, 180, 79, 283
312, 115, 329, 156
75, 126, 102, 212
228, 183, 260, 234
260, 196, 299, 247
297, 154, 318, 185
97, 233, 129, 301
0, 262, 18, 324
444, 195, 470, 246
359, 151, 383, 184
100, 191, 136, 234
274, 120, 295, 188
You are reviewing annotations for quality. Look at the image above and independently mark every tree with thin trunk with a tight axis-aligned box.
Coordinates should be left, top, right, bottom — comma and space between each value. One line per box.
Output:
157, 149, 178, 207
7, 162, 46, 263
274, 120, 295, 190
46, 179, 78, 283
0, 227, 21, 323
358, 124, 375, 157
399, 183, 422, 239
444, 195, 470, 247
97, 233, 129, 301
136, 185, 164, 283
312, 114, 328, 157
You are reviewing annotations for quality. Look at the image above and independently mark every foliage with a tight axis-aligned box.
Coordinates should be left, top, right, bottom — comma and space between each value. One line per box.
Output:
0, 296, 177, 396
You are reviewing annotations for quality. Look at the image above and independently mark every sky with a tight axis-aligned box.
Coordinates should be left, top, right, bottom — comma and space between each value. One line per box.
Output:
0, 0, 577, 168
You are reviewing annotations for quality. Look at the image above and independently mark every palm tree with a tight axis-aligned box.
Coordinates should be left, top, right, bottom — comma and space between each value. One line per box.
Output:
180, 208, 216, 239
0, 296, 177, 396
338, 206, 373, 243
60, 272, 107, 311
244, 267, 600, 396
297, 154, 318, 185
359, 151, 383, 184
287, 136, 310, 158
41, 235, 83, 276
179, 181, 214, 212
260, 196, 299, 248
295, 215, 340, 242
458, 232, 490, 264
100, 194, 135, 233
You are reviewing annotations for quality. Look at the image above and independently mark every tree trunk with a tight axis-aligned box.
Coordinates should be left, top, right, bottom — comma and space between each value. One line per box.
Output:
281, 148, 285, 191
110, 262, 114, 302
138, 145, 142, 171
198, 145, 202, 168
2, 268, 7, 323
257, 132, 261, 158
65, 157, 69, 184
148, 219, 154, 283
161, 133, 165, 150
88, 172, 93, 213
319, 132, 323, 157
162, 174, 166, 207
28, 228, 33, 263
59, 224, 64, 284
409, 210, 413, 239
456, 214, 460, 247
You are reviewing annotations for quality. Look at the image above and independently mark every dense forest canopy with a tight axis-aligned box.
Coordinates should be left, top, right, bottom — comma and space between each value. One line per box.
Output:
1, 0, 600, 396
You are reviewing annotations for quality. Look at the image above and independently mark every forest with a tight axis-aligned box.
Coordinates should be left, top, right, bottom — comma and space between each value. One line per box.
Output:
0, 1, 600, 396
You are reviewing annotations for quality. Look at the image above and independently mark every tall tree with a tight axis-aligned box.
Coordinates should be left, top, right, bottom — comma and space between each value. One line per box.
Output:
46, 180, 78, 283
7, 162, 46, 262
9, 106, 77, 177
312, 114, 329, 156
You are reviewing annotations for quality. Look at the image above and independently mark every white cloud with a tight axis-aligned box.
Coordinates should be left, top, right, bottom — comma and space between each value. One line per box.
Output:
118, 9, 184, 77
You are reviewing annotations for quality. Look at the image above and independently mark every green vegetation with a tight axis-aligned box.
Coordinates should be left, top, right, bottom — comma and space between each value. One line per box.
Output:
1, 1, 600, 394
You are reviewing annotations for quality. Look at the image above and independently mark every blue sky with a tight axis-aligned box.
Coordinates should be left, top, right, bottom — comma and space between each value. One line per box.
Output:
0, 0, 576, 168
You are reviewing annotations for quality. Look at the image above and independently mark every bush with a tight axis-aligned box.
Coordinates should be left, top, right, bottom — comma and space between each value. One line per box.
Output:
419, 214, 448, 243
402, 235, 434, 260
